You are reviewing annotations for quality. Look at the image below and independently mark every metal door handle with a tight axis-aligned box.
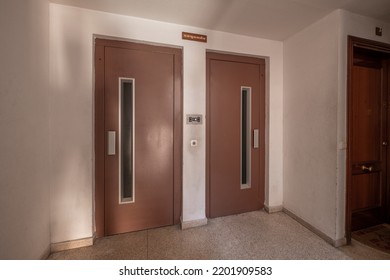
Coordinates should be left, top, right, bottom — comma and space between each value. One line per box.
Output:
107, 131, 116, 155
361, 165, 373, 172
253, 129, 259, 149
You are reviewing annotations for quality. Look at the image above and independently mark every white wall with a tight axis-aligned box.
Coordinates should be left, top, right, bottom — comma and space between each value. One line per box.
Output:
49, 4, 283, 243
284, 9, 390, 244
0, 0, 50, 259
284, 11, 341, 242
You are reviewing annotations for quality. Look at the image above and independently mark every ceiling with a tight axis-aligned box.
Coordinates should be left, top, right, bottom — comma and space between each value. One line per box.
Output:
50, 0, 390, 41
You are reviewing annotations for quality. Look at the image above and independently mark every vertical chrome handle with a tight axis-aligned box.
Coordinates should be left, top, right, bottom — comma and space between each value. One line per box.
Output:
107, 131, 116, 155
253, 129, 259, 149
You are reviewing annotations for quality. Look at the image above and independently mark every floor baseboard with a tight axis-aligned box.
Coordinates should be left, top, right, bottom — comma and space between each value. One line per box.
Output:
264, 204, 283, 213
283, 208, 346, 247
51, 236, 94, 253
181, 217, 208, 230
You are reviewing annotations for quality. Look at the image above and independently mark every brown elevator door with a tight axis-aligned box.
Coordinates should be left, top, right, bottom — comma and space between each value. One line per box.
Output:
350, 50, 388, 231
207, 52, 265, 218
102, 42, 180, 235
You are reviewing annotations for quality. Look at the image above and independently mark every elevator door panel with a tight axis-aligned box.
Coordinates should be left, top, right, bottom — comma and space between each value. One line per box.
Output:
95, 39, 182, 236
207, 52, 265, 218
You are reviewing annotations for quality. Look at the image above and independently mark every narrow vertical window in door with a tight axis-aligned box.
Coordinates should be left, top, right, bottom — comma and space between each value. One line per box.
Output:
119, 78, 135, 203
241, 87, 251, 189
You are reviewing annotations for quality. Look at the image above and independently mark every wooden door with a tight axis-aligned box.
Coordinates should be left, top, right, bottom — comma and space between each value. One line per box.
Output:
95, 39, 182, 236
348, 37, 390, 233
206, 52, 265, 218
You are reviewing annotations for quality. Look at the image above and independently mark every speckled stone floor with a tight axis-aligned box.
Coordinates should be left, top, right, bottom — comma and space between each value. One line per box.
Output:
48, 210, 390, 260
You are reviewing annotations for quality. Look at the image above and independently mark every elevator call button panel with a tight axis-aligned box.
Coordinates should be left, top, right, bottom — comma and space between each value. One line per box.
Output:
186, 114, 202, 125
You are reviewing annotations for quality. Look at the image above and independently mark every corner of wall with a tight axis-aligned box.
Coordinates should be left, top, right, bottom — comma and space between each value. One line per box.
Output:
0, 0, 51, 260
283, 9, 341, 241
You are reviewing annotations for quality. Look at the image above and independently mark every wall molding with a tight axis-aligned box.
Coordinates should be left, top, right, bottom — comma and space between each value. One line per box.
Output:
334, 237, 347, 248
283, 208, 346, 248
181, 217, 208, 230
51, 236, 94, 253
264, 204, 283, 213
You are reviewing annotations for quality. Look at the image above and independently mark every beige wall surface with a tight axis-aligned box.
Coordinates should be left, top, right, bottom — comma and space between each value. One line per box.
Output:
49, 3, 284, 243
284, 9, 390, 244
0, 0, 50, 259
3, 1, 389, 257
284, 10, 340, 241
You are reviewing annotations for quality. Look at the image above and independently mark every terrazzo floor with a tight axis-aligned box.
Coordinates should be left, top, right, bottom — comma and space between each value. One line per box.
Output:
48, 210, 390, 260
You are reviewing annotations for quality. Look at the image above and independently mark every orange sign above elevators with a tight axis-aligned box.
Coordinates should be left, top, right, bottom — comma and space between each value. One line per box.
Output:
182, 32, 207, 43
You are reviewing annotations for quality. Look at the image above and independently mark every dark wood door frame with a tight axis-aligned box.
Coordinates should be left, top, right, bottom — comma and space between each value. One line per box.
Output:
346, 36, 390, 243
94, 38, 183, 237
206, 51, 266, 218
